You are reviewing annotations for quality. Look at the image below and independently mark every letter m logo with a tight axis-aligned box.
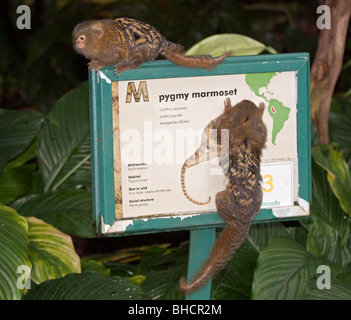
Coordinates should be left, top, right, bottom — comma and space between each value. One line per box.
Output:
126, 81, 149, 103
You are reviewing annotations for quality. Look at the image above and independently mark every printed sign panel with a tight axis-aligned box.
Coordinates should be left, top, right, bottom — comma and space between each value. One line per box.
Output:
89, 54, 311, 236
115, 71, 297, 219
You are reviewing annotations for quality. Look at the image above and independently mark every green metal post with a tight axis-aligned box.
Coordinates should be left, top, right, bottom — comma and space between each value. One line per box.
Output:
185, 228, 216, 300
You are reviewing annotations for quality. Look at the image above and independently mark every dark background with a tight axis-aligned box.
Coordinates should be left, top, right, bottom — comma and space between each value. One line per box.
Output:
2, 0, 349, 115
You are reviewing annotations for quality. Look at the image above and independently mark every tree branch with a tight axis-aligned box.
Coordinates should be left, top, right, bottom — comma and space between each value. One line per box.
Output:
310, 0, 351, 144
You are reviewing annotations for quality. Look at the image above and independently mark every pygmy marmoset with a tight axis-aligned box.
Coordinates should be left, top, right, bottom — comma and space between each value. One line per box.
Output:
72, 17, 231, 75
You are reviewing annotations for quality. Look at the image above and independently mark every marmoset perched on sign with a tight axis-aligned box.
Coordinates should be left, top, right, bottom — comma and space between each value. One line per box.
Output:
180, 98, 267, 294
72, 17, 230, 76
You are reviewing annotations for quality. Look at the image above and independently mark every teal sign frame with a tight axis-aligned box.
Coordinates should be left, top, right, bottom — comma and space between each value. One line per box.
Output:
89, 53, 311, 238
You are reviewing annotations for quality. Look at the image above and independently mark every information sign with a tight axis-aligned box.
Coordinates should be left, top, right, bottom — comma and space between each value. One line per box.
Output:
89, 53, 311, 236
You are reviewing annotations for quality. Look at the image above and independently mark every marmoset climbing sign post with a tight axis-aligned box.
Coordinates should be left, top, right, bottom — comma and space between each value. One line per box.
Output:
89, 53, 311, 299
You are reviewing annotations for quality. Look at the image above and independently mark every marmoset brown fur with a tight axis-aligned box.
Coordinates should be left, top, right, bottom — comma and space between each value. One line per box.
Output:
72, 17, 231, 75
179, 98, 267, 294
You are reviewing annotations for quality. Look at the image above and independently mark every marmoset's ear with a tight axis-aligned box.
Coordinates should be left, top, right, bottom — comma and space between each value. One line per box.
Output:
224, 97, 232, 113
91, 22, 105, 38
258, 102, 265, 115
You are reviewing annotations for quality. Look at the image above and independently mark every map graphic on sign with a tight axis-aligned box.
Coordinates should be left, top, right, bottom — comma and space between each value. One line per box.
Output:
245, 72, 291, 145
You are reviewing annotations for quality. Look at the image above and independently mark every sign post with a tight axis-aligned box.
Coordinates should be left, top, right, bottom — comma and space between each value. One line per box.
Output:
185, 228, 216, 300
88, 53, 311, 299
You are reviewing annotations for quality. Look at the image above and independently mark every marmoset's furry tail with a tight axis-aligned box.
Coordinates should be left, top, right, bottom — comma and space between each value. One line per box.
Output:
179, 222, 250, 294
162, 41, 231, 70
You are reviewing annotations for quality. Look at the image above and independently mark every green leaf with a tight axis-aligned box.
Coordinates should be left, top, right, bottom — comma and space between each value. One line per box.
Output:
303, 273, 351, 300
23, 272, 149, 300
212, 223, 290, 300
312, 146, 351, 217
329, 108, 351, 148
81, 260, 111, 276
135, 245, 187, 275
58, 134, 92, 192
0, 164, 36, 204
305, 160, 351, 268
4, 138, 38, 172
126, 274, 146, 286
342, 59, 351, 70
0, 109, 44, 173
11, 189, 94, 238
37, 82, 91, 192
247, 222, 291, 251
27, 216, 81, 284
122, 244, 188, 300
0, 205, 31, 300
142, 265, 186, 300
186, 34, 277, 57
105, 261, 139, 278
252, 238, 323, 300
212, 239, 258, 300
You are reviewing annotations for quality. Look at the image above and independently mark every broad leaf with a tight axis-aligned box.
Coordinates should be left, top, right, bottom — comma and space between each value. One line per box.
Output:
247, 222, 291, 251
303, 273, 351, 300
4, 138, 38, 172
81, 260, 111, 276
11, 189, 94, 238
312, 146, 351, 217
134, 244, 188, 300
135, 245, 188, 275
104, 261, 139, 278
27, 217, 81, 284
212, 223, 291, 300
211, 239, 258, 300
142, 265, 186, 300
58, 134, 91, 192
0, 165, 36, 204
0, 109, 44, 173
329, 105, 351, 153
0, 206, 31, 300
252, 238, 323, 300
23, 272, 149, 300
37, 82, 90, 192
305, 161, 351, 268
186, 34, 277, 57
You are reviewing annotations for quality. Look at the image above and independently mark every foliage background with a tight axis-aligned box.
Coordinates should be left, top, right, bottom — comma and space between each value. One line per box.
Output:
0, 0, 351, 300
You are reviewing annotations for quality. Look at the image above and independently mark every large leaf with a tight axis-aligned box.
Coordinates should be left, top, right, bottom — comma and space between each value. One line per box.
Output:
23, 272, 149, 300
211, 222, 291, 300
0, 206, 31, 300
81, 260, 111, 276
247, 222, 292, 251
0, 164, 36, 205
328, 99, 351, 167
135, 245, 188, 275
0, 109, 44, 173
4, 138, 38, 172
252, 238, 323, 300
37, 82, 91, 192
142, 266, 186, 300
58, 134, 92, 192
304, 161, 351, 268
303, 273, 351, 300
186, 34, 277, 57
0, 207, 81, 299
329, 101, 351, 149
11, 189, 94, 238
138, 245, 187, 300
27, 216, 81, 284
312, 146, 351, 217
211, 238, 258, 300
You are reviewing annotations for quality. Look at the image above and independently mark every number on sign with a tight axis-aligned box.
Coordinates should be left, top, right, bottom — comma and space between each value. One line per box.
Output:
262, 174, 273, 192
